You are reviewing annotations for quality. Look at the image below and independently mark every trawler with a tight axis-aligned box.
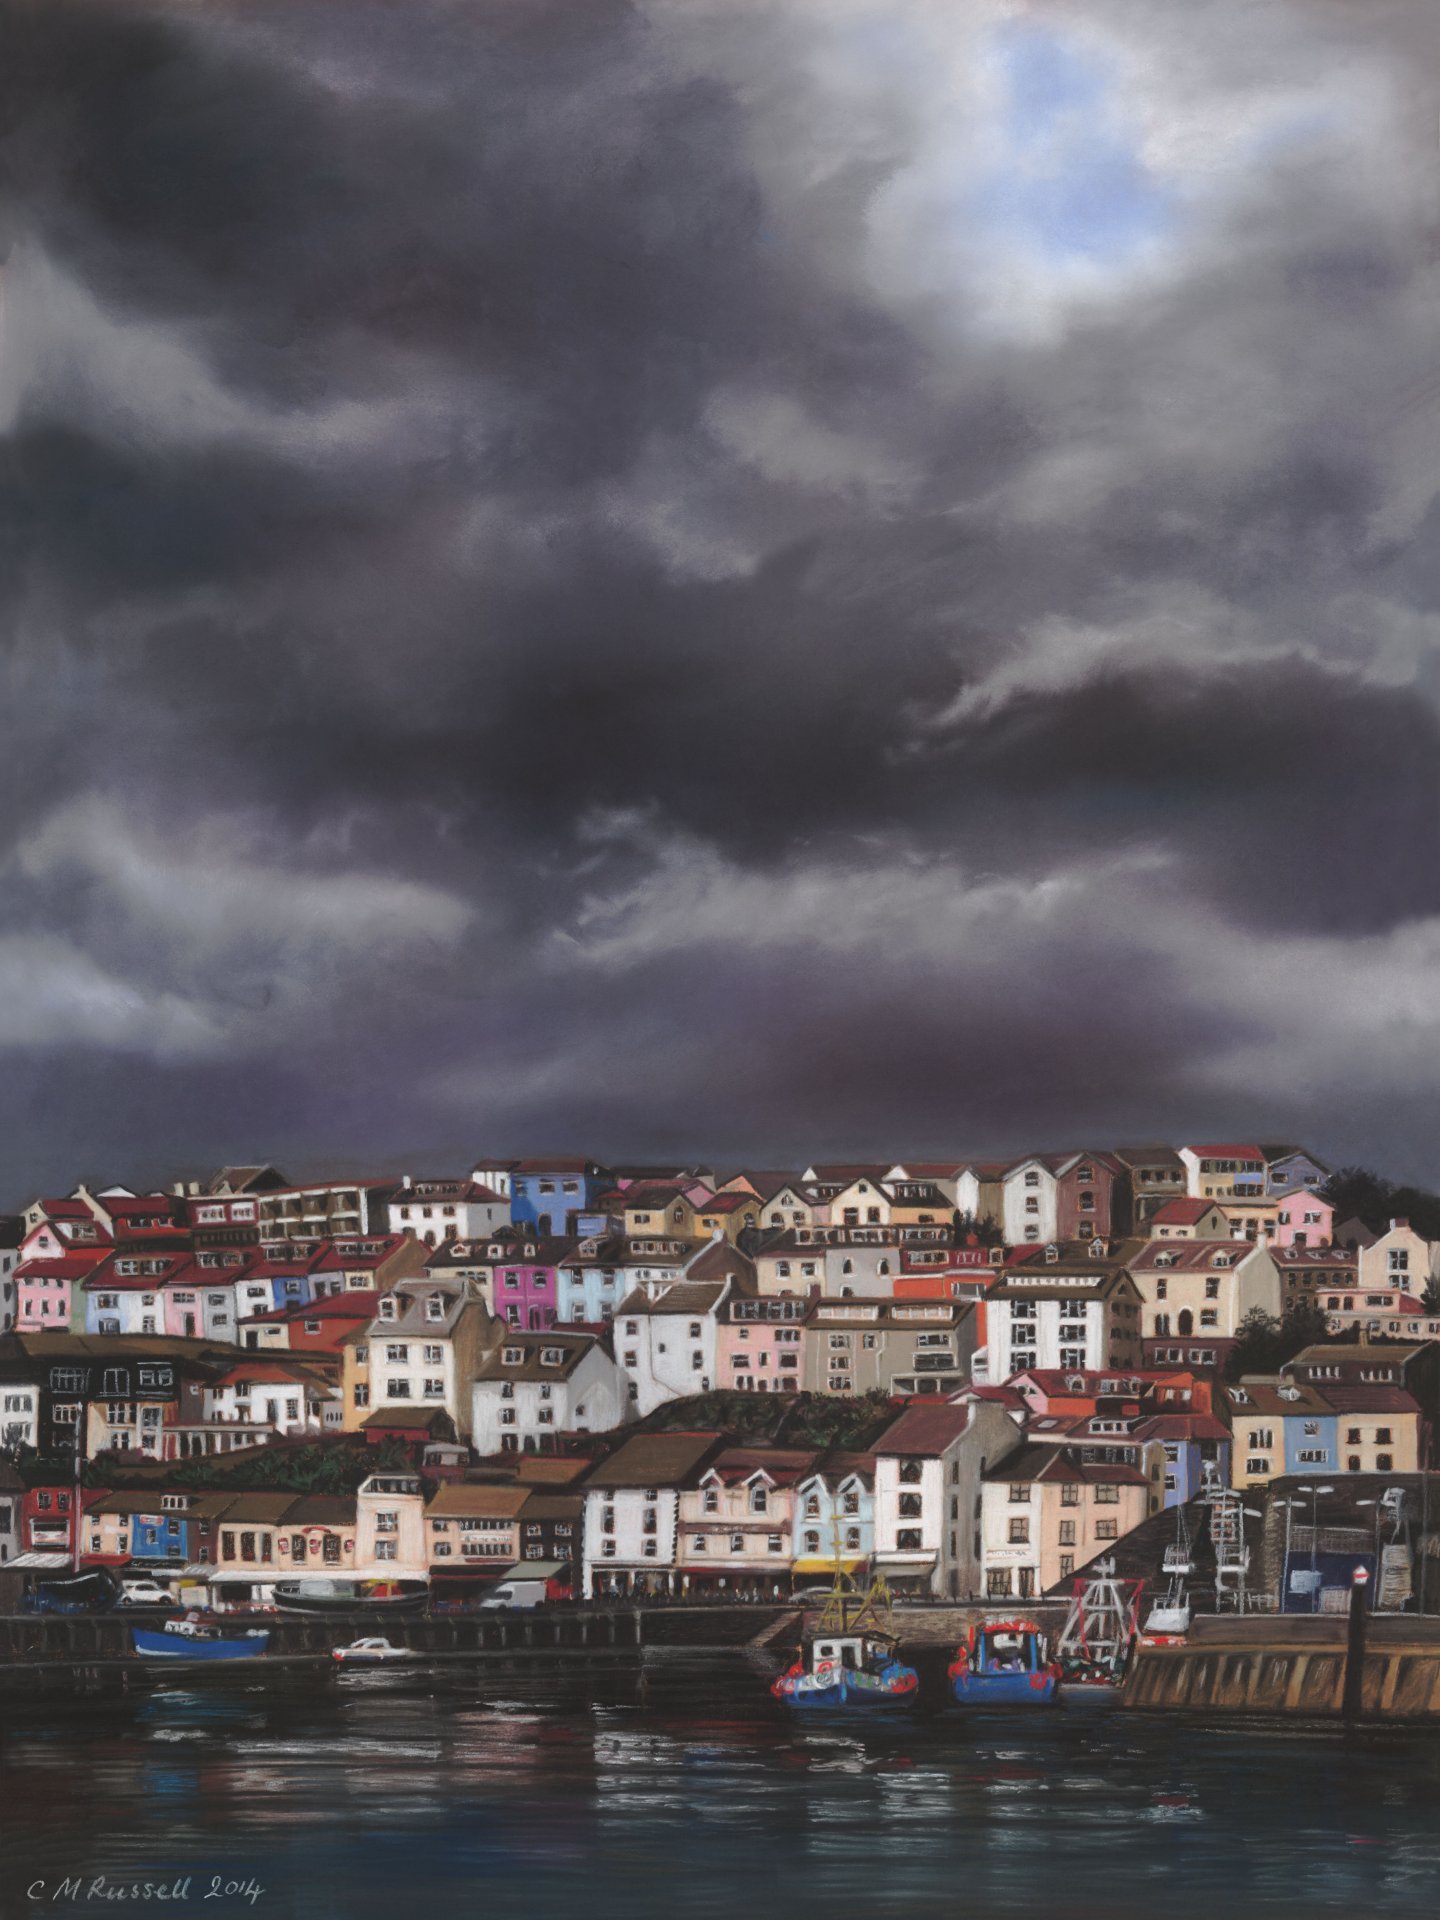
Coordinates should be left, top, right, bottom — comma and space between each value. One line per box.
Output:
948, 1618, 1059, 1705
770, 1569, 919, 1711
1054, 1557, 1142, 1703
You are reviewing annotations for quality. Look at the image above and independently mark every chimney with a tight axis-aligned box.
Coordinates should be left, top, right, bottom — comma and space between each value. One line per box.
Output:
403, 1174, 413, 1190
1391, 1217, 1408, 1232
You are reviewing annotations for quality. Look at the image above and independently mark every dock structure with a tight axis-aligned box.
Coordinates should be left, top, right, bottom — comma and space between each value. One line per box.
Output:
1124, 1610, 1440, 1720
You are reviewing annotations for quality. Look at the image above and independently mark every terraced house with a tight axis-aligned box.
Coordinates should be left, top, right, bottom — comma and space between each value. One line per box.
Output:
801, 1299, 977, 1398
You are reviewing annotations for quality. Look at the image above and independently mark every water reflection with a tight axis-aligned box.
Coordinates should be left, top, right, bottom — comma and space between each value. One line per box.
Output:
3, 1657, 1440, 1917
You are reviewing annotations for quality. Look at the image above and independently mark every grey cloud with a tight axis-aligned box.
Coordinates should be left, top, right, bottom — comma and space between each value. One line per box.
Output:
1, 0, 1438, 1195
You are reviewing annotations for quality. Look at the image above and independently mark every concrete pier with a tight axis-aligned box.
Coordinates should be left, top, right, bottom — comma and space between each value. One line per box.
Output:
1124, 1613, 1440, 1721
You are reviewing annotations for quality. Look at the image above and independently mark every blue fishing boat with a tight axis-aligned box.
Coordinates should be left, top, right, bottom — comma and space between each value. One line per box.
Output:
948, 1618, 1059, 1705
771, 1572, 918, 1711
132, 1615, 271, 1662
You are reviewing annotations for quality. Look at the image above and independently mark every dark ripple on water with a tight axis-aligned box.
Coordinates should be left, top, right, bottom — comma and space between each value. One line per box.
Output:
3, 1652, 1440, 1919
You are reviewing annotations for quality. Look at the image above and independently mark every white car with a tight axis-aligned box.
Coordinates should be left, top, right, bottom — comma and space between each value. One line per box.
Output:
331, 1637, 417, 1666
116, 1580, 175, 1608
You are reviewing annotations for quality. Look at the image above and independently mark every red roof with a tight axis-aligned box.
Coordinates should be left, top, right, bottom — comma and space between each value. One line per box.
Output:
874, 1404, 971, 1456
16, 1251, 109, 1281
1151, 1198, 1222, 1225
1188, 1144, 1264, 1160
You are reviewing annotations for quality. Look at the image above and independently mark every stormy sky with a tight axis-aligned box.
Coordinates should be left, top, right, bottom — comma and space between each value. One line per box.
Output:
3, 0, 1440, 1199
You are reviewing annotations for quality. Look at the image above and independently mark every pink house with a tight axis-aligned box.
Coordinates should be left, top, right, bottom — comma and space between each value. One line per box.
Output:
13, 1218, 109, 1331
468, 1232, 570, 1329
1273, 1189, 1334, 1248
715, 1295, 808, 1393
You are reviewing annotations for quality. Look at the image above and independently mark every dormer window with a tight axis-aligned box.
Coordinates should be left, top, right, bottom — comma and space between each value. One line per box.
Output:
502, 1346, 523, 1364
540, 1347, 563, 1366
378, 1298, 396, 1322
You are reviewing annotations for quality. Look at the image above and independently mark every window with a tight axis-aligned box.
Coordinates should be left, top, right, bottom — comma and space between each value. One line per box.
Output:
1008, 1484, 1031, 1503
375, 1540, 397, 1562
896, 1529, 923, 1551
1008, 1517, 1029, 1544
1246, 1457, 1271, 1476
1095, 1518, 1118, 1540
375, 1510, 398, 1533
987, 1569, 1011, 1598
899, 1493, 923, 1518
1058, 1520, 1076, 1546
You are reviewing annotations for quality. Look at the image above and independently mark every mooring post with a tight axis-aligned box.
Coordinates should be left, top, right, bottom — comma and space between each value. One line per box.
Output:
1343, 1563, 1370, 1720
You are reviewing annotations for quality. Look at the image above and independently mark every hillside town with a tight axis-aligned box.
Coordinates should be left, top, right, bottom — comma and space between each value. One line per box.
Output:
0, 1145, 1436, 1617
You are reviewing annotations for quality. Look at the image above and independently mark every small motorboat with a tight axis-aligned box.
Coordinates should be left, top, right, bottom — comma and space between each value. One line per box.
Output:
132, 1613, 271, 1662
771, 1572, 918, 1711
331, 1636, 418, 1666
949, 1619, 1059, 1706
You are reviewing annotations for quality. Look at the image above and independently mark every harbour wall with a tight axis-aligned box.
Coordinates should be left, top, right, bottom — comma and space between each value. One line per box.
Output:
1124, 1613, 1440, 1721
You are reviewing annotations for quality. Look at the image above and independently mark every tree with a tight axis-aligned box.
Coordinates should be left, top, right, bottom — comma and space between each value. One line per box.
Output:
1223, 1302, 1330, 1382
1319, 1166, 1396, 1234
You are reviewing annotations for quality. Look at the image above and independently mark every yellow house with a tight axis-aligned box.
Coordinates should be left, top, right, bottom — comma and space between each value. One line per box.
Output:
692, 1193, 760, 1242
622, 1186, 703, 1240
339, 1325, 373, 1433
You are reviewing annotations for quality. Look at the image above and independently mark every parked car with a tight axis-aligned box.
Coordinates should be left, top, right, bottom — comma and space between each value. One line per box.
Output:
478, 1579, 547, 1611
115, 1579, 176, 1608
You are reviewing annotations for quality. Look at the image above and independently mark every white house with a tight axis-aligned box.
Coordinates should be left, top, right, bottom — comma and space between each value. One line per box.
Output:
580, 1431, 720, 1598
471, 1331, 631, 1454
611, 1277, 734, 1416
205, 1360, 337, 1437
1000, 1158, 1062, 1246
388, 1176, 509, 1247
872, 1400, 1021, 1600
981, 1256, 1144, 1383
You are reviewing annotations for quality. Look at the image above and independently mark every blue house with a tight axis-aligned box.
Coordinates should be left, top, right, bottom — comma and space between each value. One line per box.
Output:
556, 1236, 628, 1324
508, 1159, 611, 1236
792, 1463, 875, 1577
1136, 1415, 1231, 1507
1264, 1147, 1329, 1195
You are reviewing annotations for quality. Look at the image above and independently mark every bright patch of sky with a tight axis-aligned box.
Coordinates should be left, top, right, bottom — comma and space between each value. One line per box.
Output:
980, 20, 1175, 269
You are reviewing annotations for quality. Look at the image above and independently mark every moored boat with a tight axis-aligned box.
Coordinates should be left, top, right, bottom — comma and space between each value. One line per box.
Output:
132, 1614, 271, 1662
272, 1578, 428, 1616
949, 1619, 1059, 1705
1055, 1558, 1142, 1706
331, 1636, 417, 1666
771, 1573, 918, 1711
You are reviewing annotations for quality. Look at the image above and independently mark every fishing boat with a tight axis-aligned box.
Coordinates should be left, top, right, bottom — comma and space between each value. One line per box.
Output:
948, 1618, 1059, 1705
770, 1571, 918, 1711
1140, 1507, 1194, 1646
132, 1614, 271, 1662
1055, 1557, 1142, 1704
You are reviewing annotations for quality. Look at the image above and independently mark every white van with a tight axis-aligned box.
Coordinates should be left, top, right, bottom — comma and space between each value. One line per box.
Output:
477, 1579, 547, 1611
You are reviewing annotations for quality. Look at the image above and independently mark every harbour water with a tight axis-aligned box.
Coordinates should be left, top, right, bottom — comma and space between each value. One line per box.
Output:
4, 1652, 1440, 1919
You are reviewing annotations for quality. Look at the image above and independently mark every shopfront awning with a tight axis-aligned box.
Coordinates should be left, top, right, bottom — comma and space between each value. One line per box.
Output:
8, 1552, 72, 1570
791, 1557, 868, 1576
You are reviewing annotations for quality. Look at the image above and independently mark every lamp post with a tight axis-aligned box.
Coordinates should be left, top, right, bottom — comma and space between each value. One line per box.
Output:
1306, 1483, 1334, 1612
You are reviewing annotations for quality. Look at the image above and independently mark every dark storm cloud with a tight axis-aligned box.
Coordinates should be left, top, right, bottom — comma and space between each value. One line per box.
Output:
2, 0, 1439, 1195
